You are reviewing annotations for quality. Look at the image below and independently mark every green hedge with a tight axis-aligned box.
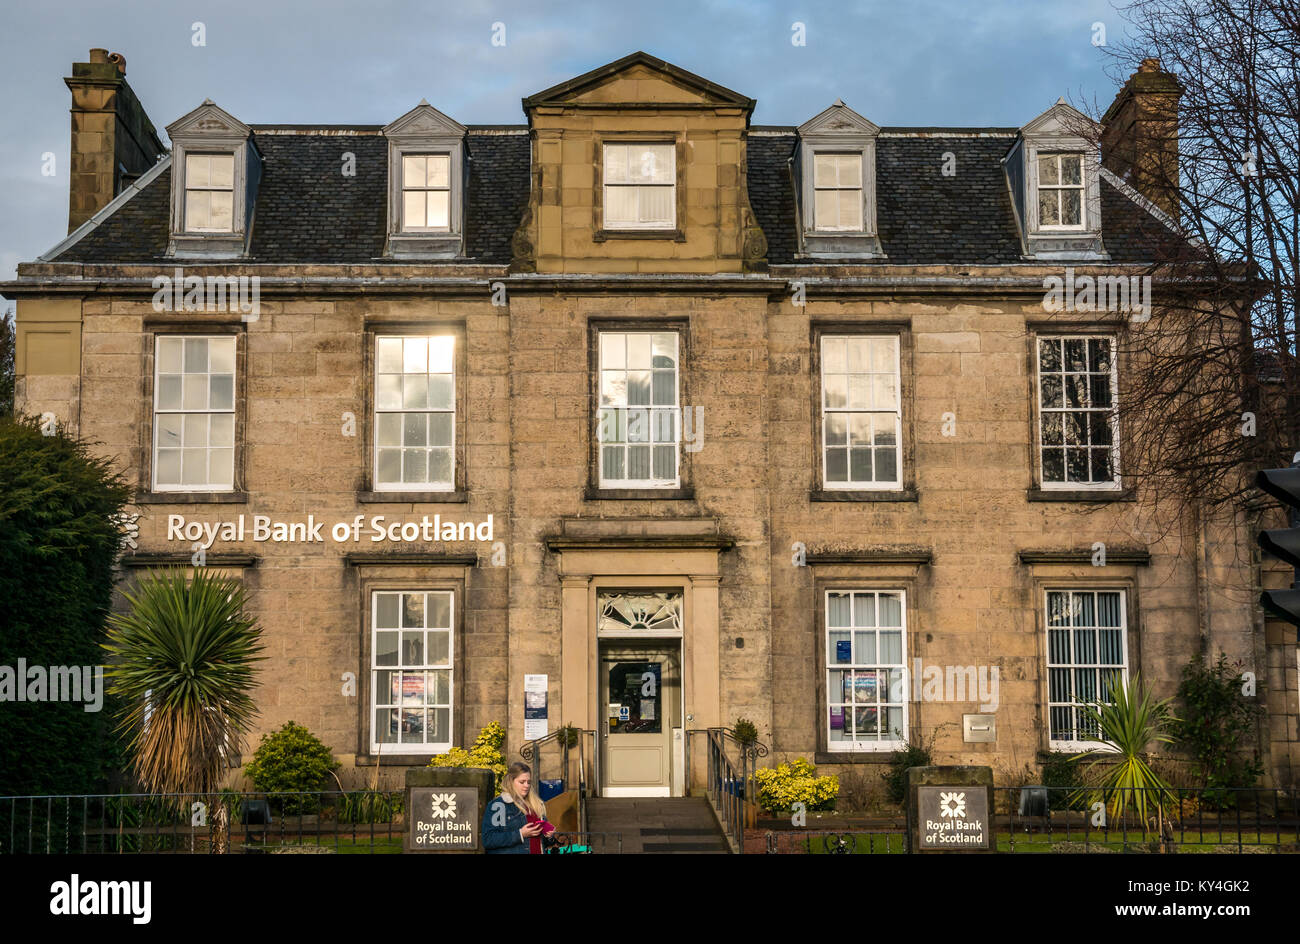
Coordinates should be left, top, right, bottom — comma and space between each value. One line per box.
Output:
0, 414, 130, 796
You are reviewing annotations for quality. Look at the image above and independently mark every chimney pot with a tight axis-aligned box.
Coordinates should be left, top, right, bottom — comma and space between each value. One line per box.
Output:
89, 48, 109, 63
1139, 57, 1161, 72
108, 52, 126, 75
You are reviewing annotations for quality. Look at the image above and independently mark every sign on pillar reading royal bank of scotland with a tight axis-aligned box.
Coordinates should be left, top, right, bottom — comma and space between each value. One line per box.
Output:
917, 786, 991, 850
408, 787, 480, 851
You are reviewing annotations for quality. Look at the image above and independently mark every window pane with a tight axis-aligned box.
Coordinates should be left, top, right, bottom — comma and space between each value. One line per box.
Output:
823, 338, 846, 373
157, 414, 183, 448
402, 155, 426, 188
874, 446, 898, 482
814, 190, 838, 229
182, 374, 207, 410
376, 374, 401, 410
1061, 190, 1081, 226
601, 333, 625, 370
209, 374, 234, 411
186, 154, 210, 187
211, 413, 234, 445
836, 154, 862, 187
1061, 155, 1082, 185
605, 187, 635, 226
826, 448, 848, 482
155, 448, 180, 485
403, 412, 427, 447
651, 371, 675, 406
813, 153, 837, 186
1039, 339, 1061, 372
429, 449, 452, 484
1040, 374, 1062, 408
639, 186, 673, 224
403, 190, 425, 228
823, 375, 847, 410
602, 445, 624, 480
825, 414, 847, 446
181, 448, 206, 486
403, 376, 428, 409
838, 190, 862, 230
827, 593, 851, 627
377, 448, 401, 483
185, 191, 210, 229
183, 413, 207, 446
210, 338, 236, 374
428, 336, 454, 374
627, 371, 651, 406
426, 191, 450, 228
429, 413, 453, 447
208, 448, 233, 485
210, 155, 234, 188
157, 337, 183, 373
185, 338, 208, 373
377, 337, 403, 374
427, 155, 450, 188
428, 375, 454, 410
1039, 191, 1060, 226
209, 192, 233, 230
377, 413, 401, 447
1038, 155, 1059, 185
403, 449, 428, 483
604, 145, 629, 183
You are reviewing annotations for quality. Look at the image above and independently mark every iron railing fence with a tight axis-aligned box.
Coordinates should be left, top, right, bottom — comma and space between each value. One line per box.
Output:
763, 830, 908, 854
1001, 785, 1300, 853
0, 791, 405, 855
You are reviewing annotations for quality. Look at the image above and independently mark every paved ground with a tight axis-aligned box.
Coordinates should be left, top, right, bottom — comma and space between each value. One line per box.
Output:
584, 797, 731, 853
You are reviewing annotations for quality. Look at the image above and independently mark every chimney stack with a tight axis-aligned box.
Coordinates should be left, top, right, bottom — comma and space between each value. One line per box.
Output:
63, 48, 167, 233
1100, 57, 1183, 218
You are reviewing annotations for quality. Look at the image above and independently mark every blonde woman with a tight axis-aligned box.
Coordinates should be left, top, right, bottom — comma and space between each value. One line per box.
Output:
482, 761, 555, 854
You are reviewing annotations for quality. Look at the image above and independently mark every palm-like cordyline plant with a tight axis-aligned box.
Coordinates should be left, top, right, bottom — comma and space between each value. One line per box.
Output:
1071, 673, 1177, 835
103, 568, 264, 846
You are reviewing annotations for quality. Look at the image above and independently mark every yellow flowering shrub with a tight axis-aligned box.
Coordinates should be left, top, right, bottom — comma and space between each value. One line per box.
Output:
754, 757, 839, 813
429, 721, 509, 792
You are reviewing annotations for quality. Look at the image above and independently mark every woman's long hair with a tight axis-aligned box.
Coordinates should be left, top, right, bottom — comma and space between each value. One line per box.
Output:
502, 761, 547, 820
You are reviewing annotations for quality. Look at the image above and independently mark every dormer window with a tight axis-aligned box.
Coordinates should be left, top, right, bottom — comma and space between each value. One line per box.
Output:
1037, 152, 1085, 230
383, 102, 466, 258
183, 153, 235, 232
796, 101, 883, 258
1012, 100, 1107, 259
401, 154, 451, 231
166, 101, 259, 259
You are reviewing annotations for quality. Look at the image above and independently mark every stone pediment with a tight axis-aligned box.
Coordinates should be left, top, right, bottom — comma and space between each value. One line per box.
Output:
1021, 98, 1097, 138
166, 100, 250, 141
383, 101, 466, 140
523, 51, 753, 112
798, 101, 879, 137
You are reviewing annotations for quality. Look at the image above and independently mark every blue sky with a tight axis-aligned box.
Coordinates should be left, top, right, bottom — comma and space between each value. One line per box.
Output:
0, 0, 1129, 283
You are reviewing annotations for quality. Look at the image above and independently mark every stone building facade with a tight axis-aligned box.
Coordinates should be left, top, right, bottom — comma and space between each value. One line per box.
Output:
5, 50, 1296, 795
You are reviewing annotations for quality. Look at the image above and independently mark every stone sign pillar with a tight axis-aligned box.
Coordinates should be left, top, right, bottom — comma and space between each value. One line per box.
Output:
404, 767, 495, 854
905, 765, 995, 853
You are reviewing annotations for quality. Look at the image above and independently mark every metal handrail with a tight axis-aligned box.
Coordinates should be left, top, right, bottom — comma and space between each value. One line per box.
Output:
683, 726, 767, 853
520, 727, 598, 835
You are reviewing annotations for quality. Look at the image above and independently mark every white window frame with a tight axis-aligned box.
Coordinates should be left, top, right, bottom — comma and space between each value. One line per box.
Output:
597, 330, 680, 489
373, 335, 456, 492
820, 335, 902, 490
1036, 152, 1087, 232
181, 152, 237, 233
811, 151, 866, 233
1036, 335, 1120, 490
399, 153, 453, 233
370, 589, 454, 755
825, 589, 908, 752
602, 143, 676, 230
1045, 588, 1129, 752
151, 334, 236, 493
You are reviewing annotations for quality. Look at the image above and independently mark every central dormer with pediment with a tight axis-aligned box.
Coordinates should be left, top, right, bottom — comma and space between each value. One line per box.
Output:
512, 52, 768, 274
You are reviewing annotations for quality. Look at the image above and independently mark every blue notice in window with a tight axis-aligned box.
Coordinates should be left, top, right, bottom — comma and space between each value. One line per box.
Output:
836, 640, 851, 663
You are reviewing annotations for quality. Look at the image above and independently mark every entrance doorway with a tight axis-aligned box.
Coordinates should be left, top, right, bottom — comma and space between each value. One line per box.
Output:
599, 642, 681, 796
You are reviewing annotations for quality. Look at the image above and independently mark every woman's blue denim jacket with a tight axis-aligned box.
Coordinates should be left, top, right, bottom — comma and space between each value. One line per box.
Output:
482, 794, 530, 854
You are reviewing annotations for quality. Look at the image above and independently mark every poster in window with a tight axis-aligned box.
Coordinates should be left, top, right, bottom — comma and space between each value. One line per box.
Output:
830, 706, 843, 730
835, 640, 851, 664
854, 706, 879, 735
845, 672, 877, 703
392, 673, 426, 705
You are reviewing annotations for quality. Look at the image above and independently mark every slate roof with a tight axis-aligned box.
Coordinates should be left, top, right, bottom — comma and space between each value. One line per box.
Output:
53, 130, 531, 265
49, 127, 1177, 267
